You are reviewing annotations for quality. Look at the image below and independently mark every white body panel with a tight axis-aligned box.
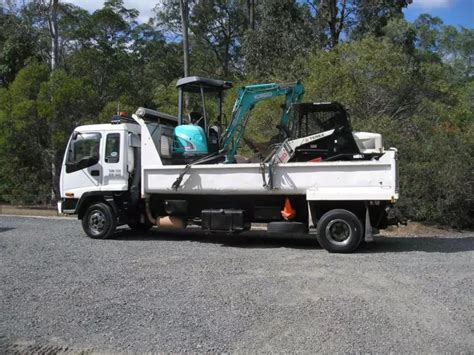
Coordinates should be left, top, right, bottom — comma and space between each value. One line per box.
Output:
60, 116, 399, 206
59, 123, 140, 201
142, 150, 398, 201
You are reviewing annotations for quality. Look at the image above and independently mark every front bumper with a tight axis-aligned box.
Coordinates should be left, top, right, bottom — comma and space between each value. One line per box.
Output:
57, 198, 79, 215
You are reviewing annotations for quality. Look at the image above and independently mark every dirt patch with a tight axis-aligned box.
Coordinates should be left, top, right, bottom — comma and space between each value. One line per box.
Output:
0, 205, 58, 217
382, 221, 466, 237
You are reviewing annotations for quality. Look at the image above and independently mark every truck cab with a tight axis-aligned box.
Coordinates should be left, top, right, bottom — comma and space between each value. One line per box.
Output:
59, 108, 177, 220
59, 123, 139, 214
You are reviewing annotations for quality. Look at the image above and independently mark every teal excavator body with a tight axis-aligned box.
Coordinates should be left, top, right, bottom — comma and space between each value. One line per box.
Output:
172, 76, 304, 163
173, 125, 209, 158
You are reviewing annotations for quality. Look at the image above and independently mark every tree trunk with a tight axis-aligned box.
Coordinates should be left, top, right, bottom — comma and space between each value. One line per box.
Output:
179, 0, 190, 77
48, 0, 59, 201
49, 0, 59, 70
319, 0, 345, 48
247, 0, 256, 30
328, 0, 338, 48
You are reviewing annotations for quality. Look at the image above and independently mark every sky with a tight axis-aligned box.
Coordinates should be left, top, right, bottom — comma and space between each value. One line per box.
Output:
69, 0, 156, 23
403, 0, 473, 28
68, 0, 473, 28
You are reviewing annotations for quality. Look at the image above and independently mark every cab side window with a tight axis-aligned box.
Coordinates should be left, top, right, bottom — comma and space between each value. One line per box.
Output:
65, 132, 101, 174
67, 133, 101, 164
105, 133, 120, 163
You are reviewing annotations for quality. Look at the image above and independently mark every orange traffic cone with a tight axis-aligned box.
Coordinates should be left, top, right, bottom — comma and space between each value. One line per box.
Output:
281, 197, 296, 220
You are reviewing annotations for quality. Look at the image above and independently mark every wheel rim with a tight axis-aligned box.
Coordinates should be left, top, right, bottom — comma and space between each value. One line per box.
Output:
325, 219, 352, 245
89, 210, 106, 236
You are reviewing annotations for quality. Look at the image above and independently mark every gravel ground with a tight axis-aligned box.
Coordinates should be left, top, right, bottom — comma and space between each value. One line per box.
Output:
0, 216, 473, 353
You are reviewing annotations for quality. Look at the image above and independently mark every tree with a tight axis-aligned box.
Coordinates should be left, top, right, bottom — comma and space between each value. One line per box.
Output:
304, 0, 412, 48
439, 26, 474, 80
382, 17, 417, 54
305, 37, 422, 120
155, 0, 247, 78
190, 1, 246, 77
308, 0, 355, 48
414, 14, 443, 53
37, 70, 99, 198
303, 37, 473, 227
129, 23, 182, 107
65, 1, 139, 106
33, 0, 60, 70
243, 0, 314, 78
350, 0, 412, 39
0, 62, 50, 203
0, 7, 42, 86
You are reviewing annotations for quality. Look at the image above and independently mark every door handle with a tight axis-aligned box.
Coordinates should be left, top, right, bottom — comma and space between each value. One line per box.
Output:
91, 170, 100, 176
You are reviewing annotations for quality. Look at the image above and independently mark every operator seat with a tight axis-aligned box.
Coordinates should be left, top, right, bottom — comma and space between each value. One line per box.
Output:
188, 111, 204, 130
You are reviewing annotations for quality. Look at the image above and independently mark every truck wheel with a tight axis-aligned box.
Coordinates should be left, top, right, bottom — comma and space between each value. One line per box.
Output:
316, 209, 363, 253
267, 221, 308, 234
82, 202, 117, 239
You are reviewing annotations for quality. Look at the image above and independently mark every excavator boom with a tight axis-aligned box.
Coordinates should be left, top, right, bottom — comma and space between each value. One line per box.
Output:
220, 82, 304, 163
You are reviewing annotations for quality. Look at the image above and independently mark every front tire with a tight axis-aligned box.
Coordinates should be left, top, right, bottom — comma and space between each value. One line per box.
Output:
316, 209, 363, 253
82, 202, 117, 239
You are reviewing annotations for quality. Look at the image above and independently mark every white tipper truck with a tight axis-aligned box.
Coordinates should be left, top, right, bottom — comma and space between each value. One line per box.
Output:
58, 77, 401, 253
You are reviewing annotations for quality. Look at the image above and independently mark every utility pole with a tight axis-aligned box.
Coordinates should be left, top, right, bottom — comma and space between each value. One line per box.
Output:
48, 0, 59, 70
179, 0, 190, 77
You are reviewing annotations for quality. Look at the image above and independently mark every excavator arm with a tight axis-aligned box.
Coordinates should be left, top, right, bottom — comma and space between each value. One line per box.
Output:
219, 82, 304, 163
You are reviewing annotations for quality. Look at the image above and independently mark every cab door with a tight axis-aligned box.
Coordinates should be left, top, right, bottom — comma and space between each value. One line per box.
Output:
101, 132, 129, 191
60, 132, 103, 199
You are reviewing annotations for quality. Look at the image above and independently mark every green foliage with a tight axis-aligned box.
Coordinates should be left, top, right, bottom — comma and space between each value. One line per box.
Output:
190, 1, 246, 77
0, 62, 50, 203
305, 37, 421, 121
153, 80, 179, 116
363, 116, 473, 229
0, 1, 472, 228
243, 0, 314, 79
0, 8, 44, 86
350, 0, 411, 39
98, 101, 136, 123
38, 69, 99, 146
303, 37, 473, 228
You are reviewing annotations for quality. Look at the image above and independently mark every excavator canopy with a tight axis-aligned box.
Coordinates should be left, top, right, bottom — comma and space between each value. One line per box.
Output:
176, 76, 232, 93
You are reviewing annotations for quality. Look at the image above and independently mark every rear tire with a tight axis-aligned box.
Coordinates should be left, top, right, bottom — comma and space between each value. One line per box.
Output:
267, 221, 308, 234
316, 209, 363, 253
82, 202, 117, 239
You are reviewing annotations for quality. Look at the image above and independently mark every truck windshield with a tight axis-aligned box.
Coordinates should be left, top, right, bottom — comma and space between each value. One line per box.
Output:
67, 132, 101, 164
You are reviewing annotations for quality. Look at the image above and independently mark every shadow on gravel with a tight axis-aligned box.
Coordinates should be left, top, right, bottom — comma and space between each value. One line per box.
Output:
112, 228, 473, 253
0, 339, 92, 355
360, 236, 474, 253
0, 227, 14, 233
112, 228, 319, 250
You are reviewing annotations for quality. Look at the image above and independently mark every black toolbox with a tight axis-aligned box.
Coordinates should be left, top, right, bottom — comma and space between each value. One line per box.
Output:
201, 209, 250, 233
